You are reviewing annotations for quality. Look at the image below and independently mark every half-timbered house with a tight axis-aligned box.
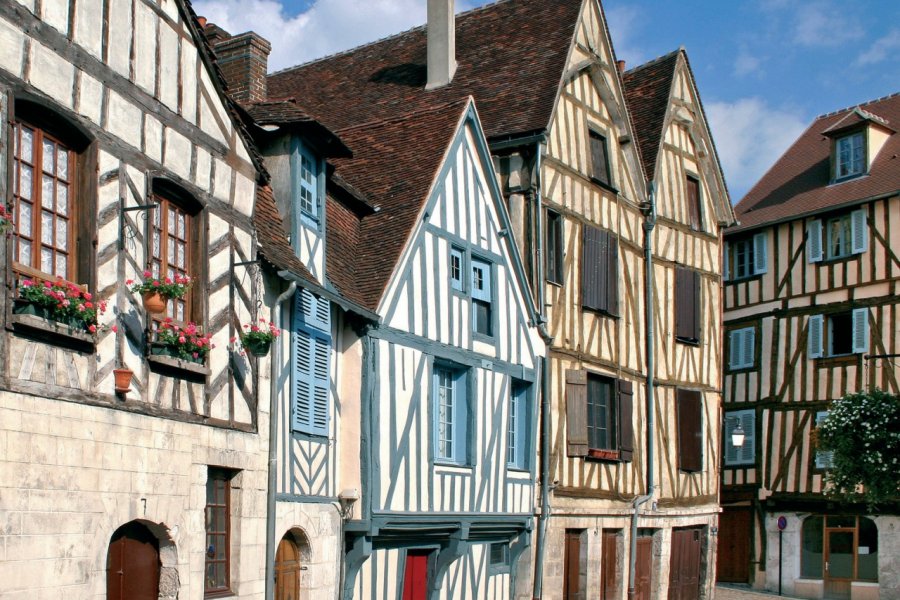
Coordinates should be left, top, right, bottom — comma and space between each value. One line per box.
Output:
264, 1, 732, 598
720, 92, 900, 600
0, 0, 273, 597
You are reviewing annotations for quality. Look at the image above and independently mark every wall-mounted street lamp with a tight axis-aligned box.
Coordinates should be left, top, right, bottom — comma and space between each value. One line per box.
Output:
729, 419, 746, 449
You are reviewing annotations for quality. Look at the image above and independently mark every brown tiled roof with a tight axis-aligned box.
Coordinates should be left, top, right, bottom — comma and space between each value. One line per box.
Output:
267, 0, 582, 141
323, 99, 470, 309
731, 93, 900, 234
252, 185, 318, 284
244, 99, 353, 158
622, 50, 679, 181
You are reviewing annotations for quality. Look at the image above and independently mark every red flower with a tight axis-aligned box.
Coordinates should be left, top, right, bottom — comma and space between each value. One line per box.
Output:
88, 324, 97, 333
111, 325, 118, 333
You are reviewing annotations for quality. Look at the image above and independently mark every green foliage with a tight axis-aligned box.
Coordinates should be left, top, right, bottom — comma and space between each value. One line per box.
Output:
817, 389, 900, 509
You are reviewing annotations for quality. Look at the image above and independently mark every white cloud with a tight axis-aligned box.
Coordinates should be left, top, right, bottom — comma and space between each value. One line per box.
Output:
706, 98, 808, 201
856, 29, 900, 66
792, 2, 864, 47
603, 4, 645, 67
194, 0, 479, 72
734, 48, 762, 77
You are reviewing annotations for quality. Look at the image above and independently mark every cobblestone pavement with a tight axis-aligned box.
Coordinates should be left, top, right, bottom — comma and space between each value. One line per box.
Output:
716, 584, 806, 600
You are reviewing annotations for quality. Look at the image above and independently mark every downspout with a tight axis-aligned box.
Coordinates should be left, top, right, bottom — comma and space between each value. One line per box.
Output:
265, 280, 297, 600
628, 181, 657, 600
532, 141, 554, 600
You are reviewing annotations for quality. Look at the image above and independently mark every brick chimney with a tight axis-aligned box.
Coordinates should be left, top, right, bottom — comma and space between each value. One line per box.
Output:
204, 23, 271, 104
426, 0, 457, 90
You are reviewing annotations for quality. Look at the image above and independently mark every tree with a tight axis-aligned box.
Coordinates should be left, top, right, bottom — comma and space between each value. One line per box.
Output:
816, 389, 900, 509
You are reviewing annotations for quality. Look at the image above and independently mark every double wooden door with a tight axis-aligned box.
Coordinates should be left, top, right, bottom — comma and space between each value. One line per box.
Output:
107, 522, 160, 600
716, 508, 752, 583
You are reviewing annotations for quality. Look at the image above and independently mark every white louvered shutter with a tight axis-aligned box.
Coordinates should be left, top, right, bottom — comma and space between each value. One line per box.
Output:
850, 208, 868, 254
852, 307, 869, 354
753, 232, 768, 275
807, 219, 823, 263
723, 242, 730, 281
291, 289, 331, 436
808, 314, 824, 359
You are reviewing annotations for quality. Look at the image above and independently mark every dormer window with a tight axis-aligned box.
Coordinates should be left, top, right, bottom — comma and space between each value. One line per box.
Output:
292, 138, 321, 227
835, 132, 864, 180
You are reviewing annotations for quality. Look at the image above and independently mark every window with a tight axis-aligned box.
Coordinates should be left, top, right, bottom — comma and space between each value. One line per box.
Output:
807, 308, 868, 358
205, 468, 234, 595
433, 364, 469, 464
836, 132, 864, 179
488, 543, 510, 575
815, 411, 833, 469
471, 258, 493, 337
150, 185, 198, 323
449, 246, 464, 291
677, 389, 703, 472
675, 267, 701, 344
724, 409, 755, 466
291, 288, 331, 436
801, 516, 878, 582
807, 210, 867, 262
589, 129, 612, 188
565, 370, 633, 461
10, 104, 93, 286
728, 327, 756, 370
507, 381, 530, 470
546, 209, 563, 284
581, 225, 618, 316
800, 516, 824, 578
724, 232, 767, 280
686, 175, 702, 231
293, 139, 320, 226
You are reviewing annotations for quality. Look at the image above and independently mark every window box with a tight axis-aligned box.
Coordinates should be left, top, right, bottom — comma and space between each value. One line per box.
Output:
587, 448, 620, 461
9, 307, 95, 346
147, 343, 210, 377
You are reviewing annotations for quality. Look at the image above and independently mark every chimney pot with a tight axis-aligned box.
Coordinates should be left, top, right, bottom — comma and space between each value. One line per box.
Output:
426, 0, 457, 90
197, 16, 207, 27
616, 60, 626, 74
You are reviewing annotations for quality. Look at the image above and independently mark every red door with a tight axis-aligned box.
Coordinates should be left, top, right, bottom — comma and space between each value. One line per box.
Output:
668, 528, 702, 600
402, 550, 430, 600
107, 522, 160, 600
717, 508, 752, 583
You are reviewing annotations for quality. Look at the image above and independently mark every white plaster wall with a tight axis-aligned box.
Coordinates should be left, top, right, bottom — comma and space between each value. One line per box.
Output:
274, 501, 343, 599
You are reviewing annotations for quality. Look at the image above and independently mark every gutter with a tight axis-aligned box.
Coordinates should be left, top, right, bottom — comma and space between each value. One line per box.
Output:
265, 280, 297, 600
275, 269, 381, 323
628, 181, 657, 600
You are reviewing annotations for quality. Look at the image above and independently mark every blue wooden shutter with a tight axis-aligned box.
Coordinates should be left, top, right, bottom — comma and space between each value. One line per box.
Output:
291, 290, 331, 436
450, 247, 464, 291
753, 232, 768, 275
725, 409, 755, 466
298, 287, 331, 332
729, 329, 741, 369
455, 370, 468, 464
743, 328, 756, 368
808, 314, 824, 359
850, 208, 867, 254
851, 307, 869, 354
723, 242, 730, 281
471, 259, 491, 301
807, 220, 823, 263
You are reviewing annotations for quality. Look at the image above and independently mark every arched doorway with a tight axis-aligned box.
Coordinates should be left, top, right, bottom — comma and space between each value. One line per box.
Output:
107, 521, 160, 600
275, 530, 310, 600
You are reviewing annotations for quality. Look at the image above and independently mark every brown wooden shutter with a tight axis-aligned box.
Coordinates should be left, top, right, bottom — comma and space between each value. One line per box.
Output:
692, 270, 701, 341
686, 176, 701, 231
590, 131, 610, 186
676, 389, 703, 472
581, 226, 600, 311
583, 226, 617, 314
675, 267, 700, 342
617, 379, 634, 462
607, 234, 619, 316
566, 370, 588, 457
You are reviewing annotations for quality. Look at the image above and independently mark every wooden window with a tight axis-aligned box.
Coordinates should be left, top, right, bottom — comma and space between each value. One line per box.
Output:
686, 175, 702, 231
724, 232, 766, 280
589, 130, 612, 187
488, 543, 510, 575
808, 308, 868, 358
471, 258, 492, 337
728, 327, 756, 370
150, 193, 195, 322
724, 409, 755, 467
676, 389, 703, 472
205, 468, 234, 596
808, 209, 866, 263
546, 209, 564, 284
449, 246, 464, 291
675, 267, 701, 344
565, 370, 633, 461
581, 225, 618, 316
835, 132, 864, 179
507, 381, 530, 469
294, 139, 320, 225
563, 529, 588, 600
291, 288, 331, 436
433, 364, 468, 464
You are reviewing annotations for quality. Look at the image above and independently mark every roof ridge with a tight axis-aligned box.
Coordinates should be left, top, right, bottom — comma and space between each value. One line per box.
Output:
623, 47, 683, 75
268, 0, 517, 78
335, 97, 470, 135
815, 91, 900, 120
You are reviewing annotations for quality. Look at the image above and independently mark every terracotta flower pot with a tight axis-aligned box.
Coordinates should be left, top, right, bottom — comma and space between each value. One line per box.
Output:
142, 291, 167, 315
113, 368, 133, 393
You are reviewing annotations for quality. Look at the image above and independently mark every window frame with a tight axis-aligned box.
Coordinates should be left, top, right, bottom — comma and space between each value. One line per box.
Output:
471, 256, 494, 339
814, 411, 834, 470
826, 213, 852, 260
432, 362, 471, 466
835, 131, 865, 180
723, 408, 756, 467
586, 374, 617, 454
488, 542, 511, 576
205, 468, 234, 597
728, 326, 756, 371
686, 174, 703, 232
292, 137, 322, 229
449, 246, 465, 293
566, 370, 633, 462
507, 381, 531, 471
149, 191, 197, 324
546, 209, 564, 285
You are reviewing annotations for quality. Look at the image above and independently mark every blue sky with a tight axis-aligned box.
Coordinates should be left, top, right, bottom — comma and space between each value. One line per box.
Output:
195, 0, 900, 201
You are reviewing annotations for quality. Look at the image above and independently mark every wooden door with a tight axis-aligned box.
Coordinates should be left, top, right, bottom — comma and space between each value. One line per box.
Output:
824, 529, 854, 600
402, 550, 429, 600
668, 528, 702, 600
634, 536, 653, 600
275, 535, 302, 600
601, 530, 619, 600
107, 522, 160, 600
716, 508, 752, 583
564, 529, 586, 600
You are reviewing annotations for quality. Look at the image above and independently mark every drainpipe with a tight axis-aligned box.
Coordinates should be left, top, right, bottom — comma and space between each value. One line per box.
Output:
265, 280, 297, 600
531, 142, 555, 600
628, 181, 657, 600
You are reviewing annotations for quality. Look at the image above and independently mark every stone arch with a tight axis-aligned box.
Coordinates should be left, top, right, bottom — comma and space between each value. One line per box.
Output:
107, 519, 179, 600
275, 528, 313, 600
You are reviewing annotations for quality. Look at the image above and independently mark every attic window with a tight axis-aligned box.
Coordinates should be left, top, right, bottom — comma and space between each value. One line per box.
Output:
835, 132, 864, 180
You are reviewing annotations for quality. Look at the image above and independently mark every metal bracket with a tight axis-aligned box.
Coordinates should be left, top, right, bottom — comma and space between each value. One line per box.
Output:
119, 200, 158, 251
